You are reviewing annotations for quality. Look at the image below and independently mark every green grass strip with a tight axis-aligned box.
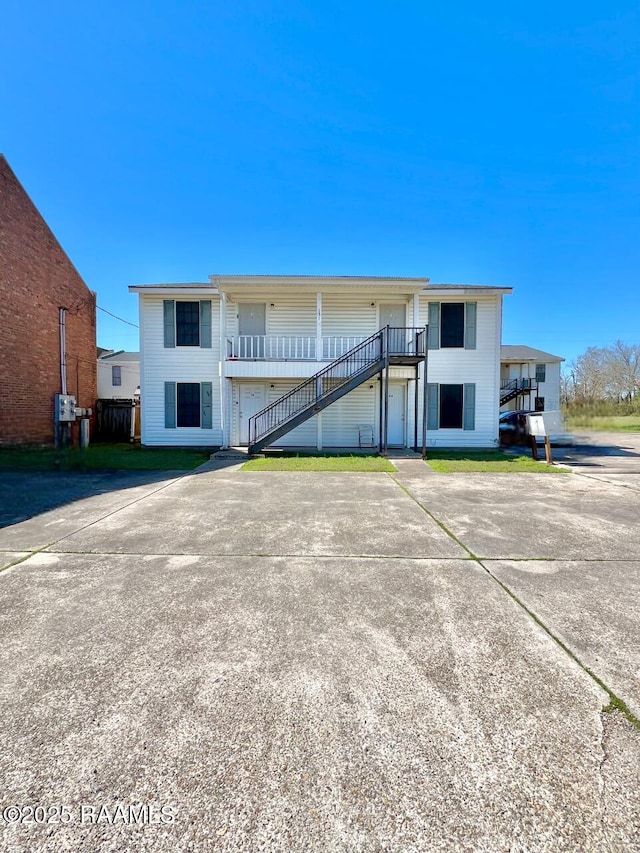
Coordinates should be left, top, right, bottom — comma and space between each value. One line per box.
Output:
424, 450, 567, 473
243, 455, 396, 472
0, 444, 209, 471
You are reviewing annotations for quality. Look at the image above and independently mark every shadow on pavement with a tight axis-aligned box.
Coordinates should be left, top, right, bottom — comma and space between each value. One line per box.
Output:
0, 470, 186, 529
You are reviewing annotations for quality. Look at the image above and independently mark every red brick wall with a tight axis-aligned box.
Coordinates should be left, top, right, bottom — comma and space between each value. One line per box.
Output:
0, 156, 97, 445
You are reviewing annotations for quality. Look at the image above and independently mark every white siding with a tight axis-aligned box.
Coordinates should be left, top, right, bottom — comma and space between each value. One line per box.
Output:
322, 384, 378, 447
97, 359, 140, 399
324, 294, 415, 336
140, 295, 222, 446
418, 295, 500, 447
538, 361, 561, 411
225, 293, 316, 338
230, 379, 318, 447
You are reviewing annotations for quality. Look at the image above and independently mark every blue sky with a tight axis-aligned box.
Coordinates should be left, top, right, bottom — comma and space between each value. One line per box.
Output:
2, 1, 639, 364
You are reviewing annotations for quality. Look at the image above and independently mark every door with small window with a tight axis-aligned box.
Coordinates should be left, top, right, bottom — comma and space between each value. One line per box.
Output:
379, 304, 407, 354
238, 304, 266, 358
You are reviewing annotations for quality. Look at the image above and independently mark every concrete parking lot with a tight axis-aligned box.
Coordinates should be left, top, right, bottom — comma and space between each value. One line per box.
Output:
1, 436, 639, 852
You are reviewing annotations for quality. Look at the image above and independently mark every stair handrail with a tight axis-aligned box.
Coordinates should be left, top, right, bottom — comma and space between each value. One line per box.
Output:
249, 328, 386, 445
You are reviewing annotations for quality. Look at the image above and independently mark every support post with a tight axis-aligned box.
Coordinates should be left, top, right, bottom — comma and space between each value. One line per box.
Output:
413, 366, 419, 451
316, 292, 322, 361
383, 326, 390, 456
378, 368, 384, 453
219, 292, 228, 447
421, 324, 428, 459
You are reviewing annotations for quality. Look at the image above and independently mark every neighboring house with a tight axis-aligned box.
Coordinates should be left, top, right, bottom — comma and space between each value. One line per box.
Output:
0, 155, 96, 445
500, 346, 564, 413
97, 350, 140, 399
131, 276, 511, 450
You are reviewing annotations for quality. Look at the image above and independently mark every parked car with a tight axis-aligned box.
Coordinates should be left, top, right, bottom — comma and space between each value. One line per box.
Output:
499, 410, 532, 445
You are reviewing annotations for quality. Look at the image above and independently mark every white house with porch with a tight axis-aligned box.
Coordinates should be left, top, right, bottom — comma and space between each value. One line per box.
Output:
500, 346, 564, 413
130, 275, 511, 451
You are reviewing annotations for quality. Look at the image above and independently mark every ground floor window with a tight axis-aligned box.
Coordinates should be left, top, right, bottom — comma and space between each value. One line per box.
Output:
535, 396, 545, 412
177, 383, 201, 427
427, 382, 476, 431
440, 384, 463, 428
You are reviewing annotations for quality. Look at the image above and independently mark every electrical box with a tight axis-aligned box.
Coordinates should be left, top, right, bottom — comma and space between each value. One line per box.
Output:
55, 394, 77, 422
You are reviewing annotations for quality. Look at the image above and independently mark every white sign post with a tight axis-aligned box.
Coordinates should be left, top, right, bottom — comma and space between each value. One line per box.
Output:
526, 411, 562, 464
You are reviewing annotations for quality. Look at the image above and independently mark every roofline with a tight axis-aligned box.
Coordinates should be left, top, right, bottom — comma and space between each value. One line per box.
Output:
129, 278, 512, 296
209, 274, 431, 283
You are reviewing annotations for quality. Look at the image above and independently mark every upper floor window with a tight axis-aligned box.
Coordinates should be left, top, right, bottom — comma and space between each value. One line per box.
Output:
176, 301, 200, 346
111, 365, 122, 386
163, 299, 212, 349
535, 363, 546, 383
440, 303, 465, 348
428, 301, 477, 350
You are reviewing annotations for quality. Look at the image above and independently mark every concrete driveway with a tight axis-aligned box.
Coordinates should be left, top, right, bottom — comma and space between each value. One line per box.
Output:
1, 454, 639, 852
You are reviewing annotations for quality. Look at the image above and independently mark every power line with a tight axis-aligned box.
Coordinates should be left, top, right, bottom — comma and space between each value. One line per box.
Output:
97, 305, 139, 328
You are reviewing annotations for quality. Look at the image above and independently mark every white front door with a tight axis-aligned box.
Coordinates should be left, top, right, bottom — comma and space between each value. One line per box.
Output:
239, 384, 266, 445
387, 383, 406, 446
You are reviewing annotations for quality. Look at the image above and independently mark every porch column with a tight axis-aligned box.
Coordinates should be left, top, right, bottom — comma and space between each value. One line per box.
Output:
316, 291, 323, 361
220, 292, 228, 448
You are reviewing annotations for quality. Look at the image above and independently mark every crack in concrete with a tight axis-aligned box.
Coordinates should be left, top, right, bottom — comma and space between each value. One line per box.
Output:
390, 473, 640, 732
597, 709, 614, 853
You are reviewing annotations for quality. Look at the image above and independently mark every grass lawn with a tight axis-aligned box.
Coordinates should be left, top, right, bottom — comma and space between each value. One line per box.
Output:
242, 454, 396, 472
564, 415, 640, 433
425, 450, 567, 473
0, 443, 210, 471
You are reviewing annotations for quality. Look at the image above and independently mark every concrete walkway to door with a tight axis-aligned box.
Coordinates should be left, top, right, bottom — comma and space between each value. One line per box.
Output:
0, 458, 638, 852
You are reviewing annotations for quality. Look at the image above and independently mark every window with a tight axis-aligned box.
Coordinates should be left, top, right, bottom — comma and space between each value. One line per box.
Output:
176, 302, 200, 346
440, 384, 464, 428
177, 383, 200, 427
535, 363, 546, 383
440, 303, 465, 348
111, 365, 121, 387
428, 382, 475, 431
163, 299, 212, 349
535, 397, 545, 412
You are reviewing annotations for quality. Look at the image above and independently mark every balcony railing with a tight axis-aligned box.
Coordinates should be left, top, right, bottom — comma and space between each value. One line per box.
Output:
500, 378, 538, 391
226, 333, 423, 361
227, 336, 316, 360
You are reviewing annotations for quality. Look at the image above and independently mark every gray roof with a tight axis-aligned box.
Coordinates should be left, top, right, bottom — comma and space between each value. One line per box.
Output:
98, 351, 140, 362
501, 345, 564, 363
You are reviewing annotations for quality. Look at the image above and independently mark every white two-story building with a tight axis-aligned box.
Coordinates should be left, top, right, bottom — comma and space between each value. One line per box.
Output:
129, 275, 511, 451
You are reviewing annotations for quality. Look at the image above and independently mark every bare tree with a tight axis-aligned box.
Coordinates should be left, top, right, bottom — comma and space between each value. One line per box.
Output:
607, 340, 640, 402
571, 347, 610, 400
566, 341, 640, 403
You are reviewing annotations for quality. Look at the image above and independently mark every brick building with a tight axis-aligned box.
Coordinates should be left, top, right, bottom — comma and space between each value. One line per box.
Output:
0, 155, 97, 445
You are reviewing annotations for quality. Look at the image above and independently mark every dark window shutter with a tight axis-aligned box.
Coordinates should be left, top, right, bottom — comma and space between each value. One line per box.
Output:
428, 303, 440, 350
201, 381, 213, 429
465, 302, 477, 350
200, 301, 212, 348
463, 383, 476, 430
163, 300, 175, 348
164, 382, 176, 428
427, 383, 439, 430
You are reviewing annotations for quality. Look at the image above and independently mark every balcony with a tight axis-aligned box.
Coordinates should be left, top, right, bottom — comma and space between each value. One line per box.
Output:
226, 331, 425, 361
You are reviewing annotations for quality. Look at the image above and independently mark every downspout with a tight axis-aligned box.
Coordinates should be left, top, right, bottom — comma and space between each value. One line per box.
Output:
59, 307, 67, 395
